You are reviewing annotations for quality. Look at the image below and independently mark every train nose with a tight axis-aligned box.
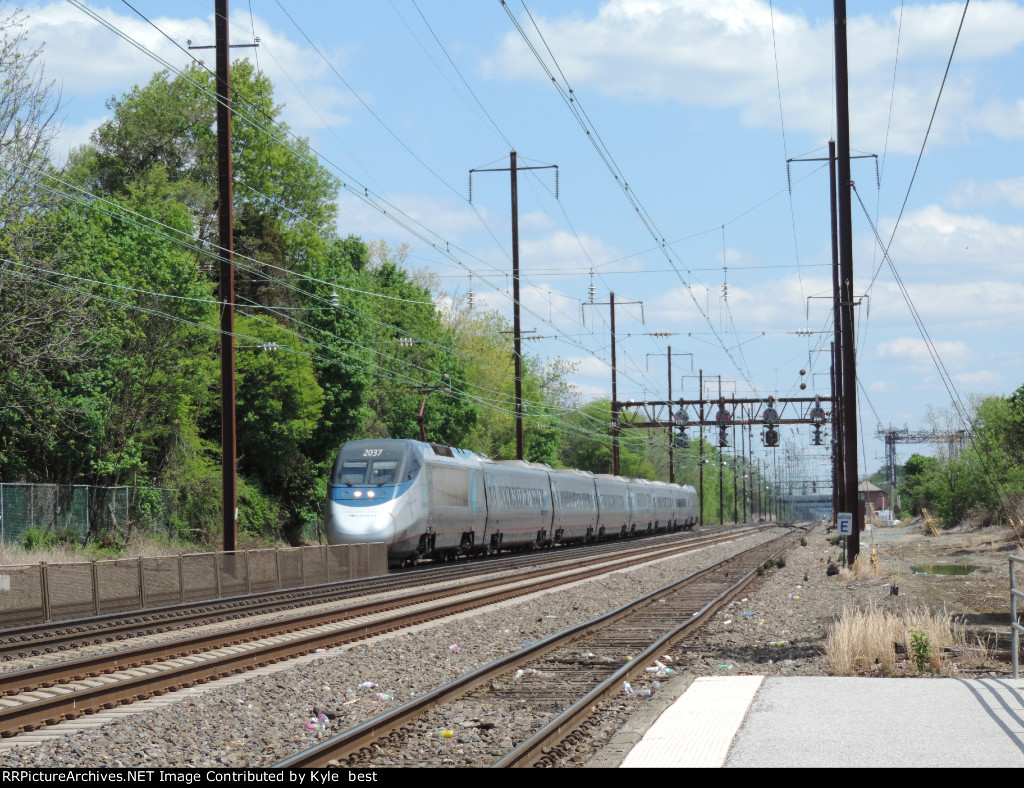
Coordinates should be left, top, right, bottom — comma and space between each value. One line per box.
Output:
329, 504, 396, 545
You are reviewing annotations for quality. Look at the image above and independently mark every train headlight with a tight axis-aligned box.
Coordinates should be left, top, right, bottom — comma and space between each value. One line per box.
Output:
354, 490, 362, 498
367, 490, 376, 498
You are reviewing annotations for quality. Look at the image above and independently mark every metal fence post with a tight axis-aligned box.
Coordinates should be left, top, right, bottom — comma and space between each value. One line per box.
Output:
300, 547, 306, 587
39, 562, 50, 623
245, 549, 251, 595
1012, 557, 1021, 680
214, 552, 222, 598
323, 544, 329, 583
178, 554, 185, 604
275, 547, 282, 590
92, 560, 100, 616
138, 557, 146, 610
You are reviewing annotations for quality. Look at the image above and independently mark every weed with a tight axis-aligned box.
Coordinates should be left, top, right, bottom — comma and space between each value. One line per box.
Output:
800, 537, 807, 546
909, 628, 933, 673
775, 556, 786, 569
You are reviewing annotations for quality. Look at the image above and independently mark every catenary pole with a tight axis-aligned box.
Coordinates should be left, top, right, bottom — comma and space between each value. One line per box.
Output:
834, 0, 860, 565
215, 0, 237, 553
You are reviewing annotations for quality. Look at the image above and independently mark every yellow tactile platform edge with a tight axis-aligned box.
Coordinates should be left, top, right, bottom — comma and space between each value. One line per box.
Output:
620, 675, 764, 768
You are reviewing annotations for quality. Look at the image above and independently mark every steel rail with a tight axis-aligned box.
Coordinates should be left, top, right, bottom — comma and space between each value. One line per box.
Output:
495, 530, 804, 767
274, 527, 805, 768
0, 527, 738, 661
0, 529, 755, 738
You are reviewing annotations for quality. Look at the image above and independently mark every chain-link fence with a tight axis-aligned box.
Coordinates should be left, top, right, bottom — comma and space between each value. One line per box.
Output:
0, 484, 176, 545
0, 542, 387, 627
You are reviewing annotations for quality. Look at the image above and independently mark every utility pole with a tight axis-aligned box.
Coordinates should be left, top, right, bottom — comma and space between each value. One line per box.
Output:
192, 2, 259, 552
699, 370, 704, 527
584, 293, 642, 475
215, 0, 237, 553
718, 383, 724, 526
668, 347, 674, 484
469, 152, 556, 461
835, 0, 860, 565
660, 347, 692, 484
829, 141, 845, 531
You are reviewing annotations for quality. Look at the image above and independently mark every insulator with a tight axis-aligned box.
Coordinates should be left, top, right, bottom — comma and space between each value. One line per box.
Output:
554, 167, 559, 200
468, 171, 472, 203
330, 290, 339, 308
467, 289, 475, 310
875, 157, 881, 190
786, 161, 792, 195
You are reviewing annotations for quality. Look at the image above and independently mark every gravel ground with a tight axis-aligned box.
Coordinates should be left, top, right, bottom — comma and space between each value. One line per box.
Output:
0, 521, 1015, 769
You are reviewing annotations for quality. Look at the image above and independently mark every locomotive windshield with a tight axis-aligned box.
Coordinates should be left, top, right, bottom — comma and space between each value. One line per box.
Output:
331, 442, 418, 486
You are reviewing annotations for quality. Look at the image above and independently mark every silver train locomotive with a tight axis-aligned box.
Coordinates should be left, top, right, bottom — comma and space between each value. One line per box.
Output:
325, 439, 699, 565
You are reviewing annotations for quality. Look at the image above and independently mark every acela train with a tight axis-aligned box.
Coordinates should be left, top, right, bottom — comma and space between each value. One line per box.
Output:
326, 439, 699, 565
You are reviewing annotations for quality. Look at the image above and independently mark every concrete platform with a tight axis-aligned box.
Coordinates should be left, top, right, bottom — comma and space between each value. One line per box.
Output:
620, 675, 1024, 768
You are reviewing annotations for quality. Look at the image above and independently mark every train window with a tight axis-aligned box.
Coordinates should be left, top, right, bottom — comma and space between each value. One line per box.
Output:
433, 468, 469, 506
338, 461, 368, 485
404, 458, 421, 482
370, 461, 398, 484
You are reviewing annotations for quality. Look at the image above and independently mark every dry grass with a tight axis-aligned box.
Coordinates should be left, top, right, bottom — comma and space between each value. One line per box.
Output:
826, 603, 969, 676
838, 549, 883, 581
0, 542, 85, 567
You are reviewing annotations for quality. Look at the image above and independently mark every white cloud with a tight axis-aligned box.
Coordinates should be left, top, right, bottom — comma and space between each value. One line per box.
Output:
876, 205, 1024, 273
952, 369, 1004, 390
50, 114, 109, 164
876, 336, 970, 366
519, 229, 630, 274
947, 176, 1024, 209
336, 191, 489, 242
865, 279, 1024, 331
22, 2, 356, 140
484, 0, 1024, 153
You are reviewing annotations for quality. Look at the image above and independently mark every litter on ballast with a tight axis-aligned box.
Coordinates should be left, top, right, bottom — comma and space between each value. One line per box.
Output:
716, 664, 733, 669
449, 643, 461, 652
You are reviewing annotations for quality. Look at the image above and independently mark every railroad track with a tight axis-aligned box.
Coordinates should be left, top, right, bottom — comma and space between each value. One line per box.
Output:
0, 526, 745, 662
275, 527, 807, 768
0, 527, 763, 741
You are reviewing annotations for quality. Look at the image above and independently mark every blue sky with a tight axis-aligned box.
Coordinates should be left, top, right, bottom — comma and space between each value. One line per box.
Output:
16, 0, 1024, 484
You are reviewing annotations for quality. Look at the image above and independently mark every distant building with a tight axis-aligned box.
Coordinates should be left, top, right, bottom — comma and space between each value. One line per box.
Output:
858, 480, 888, 512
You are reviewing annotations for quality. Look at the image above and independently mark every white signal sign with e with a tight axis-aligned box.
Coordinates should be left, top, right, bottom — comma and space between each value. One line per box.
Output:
837, 512, 853, 535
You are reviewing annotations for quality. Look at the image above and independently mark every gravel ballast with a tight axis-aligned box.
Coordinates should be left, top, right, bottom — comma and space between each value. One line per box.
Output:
3, 523, 1006, 769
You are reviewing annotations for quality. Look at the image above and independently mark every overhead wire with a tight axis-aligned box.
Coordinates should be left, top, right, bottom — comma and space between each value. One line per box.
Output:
505, 0, 758, 390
